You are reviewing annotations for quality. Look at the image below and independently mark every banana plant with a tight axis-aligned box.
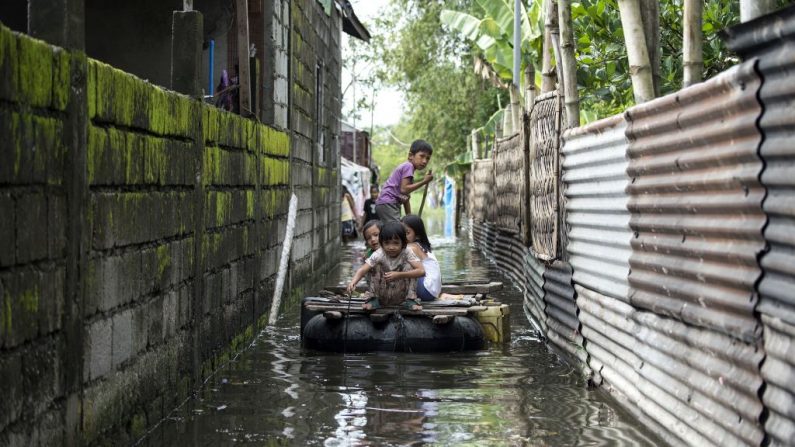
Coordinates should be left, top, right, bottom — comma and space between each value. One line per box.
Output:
440, 0, 544, 86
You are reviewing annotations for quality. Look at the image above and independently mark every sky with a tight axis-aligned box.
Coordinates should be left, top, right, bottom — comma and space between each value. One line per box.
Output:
341, 0, 405, 129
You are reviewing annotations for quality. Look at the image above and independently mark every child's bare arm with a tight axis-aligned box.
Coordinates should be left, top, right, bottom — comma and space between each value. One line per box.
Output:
403, 259, 425, 278
398, 171, 433, 195
408, 243, 427, 260
385, 260, 425, 281
346, 263, 372, 293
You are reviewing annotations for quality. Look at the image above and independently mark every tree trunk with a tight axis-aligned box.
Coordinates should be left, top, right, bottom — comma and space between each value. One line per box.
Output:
741, 0, 775, 22
557, 0, 579, 128
617, 0, 655, 104
541, 0, 558, 93
683, 0, 703, 87
639, 0, 660, 96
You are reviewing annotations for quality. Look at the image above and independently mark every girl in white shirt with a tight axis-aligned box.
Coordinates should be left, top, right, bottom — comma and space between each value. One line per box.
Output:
401, 215, 441, 301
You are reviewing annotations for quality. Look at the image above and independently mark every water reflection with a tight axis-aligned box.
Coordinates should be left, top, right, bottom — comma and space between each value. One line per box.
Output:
141, 214, 663, 446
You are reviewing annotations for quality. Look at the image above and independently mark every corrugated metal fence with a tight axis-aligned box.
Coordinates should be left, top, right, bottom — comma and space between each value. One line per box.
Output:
466, 6, 795, 445
726, 7, 795, 445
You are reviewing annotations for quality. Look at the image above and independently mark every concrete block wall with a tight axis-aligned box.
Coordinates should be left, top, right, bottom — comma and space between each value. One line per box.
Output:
0, 24, 71, 446
0, 21, 340, 445
290, 0, 341, 278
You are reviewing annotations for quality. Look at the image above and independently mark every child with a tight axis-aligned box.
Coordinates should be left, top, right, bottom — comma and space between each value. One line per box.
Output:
402, 215, 441, 301
341, 187, 360, 242
346, 221, 424, 310
375, 140, 434, 223
362, 219, 382, 259
363, 185, 379, 224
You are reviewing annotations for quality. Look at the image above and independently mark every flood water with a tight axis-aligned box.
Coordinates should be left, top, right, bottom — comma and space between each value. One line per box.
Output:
141, 219, 663, 446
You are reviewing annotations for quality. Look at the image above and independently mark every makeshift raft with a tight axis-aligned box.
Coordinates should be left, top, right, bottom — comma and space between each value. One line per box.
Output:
300, 281, 508, 353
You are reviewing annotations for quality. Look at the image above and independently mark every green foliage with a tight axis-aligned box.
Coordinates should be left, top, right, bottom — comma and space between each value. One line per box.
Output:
365, 1, 507, 170
572, 0, 743, 121
440, 0, 543, 81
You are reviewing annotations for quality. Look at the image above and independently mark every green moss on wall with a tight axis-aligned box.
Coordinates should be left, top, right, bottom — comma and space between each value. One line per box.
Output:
215, 191, 229, 227
262, 157, 290, 187
90, 58, 192, 137
52, 47, 70, 110
245, 190, 255, 220
17, 31, 53, 108
156, 244, 171, 279
0, 24, 20, 103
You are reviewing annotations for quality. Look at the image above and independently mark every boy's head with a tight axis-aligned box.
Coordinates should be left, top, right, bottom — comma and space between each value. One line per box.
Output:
379, 221, 408, 257
408, 139, 432, 171
370, 185, 379, 199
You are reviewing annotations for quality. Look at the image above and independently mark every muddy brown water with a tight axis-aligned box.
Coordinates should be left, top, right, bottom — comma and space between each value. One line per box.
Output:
140, 225, 663, 446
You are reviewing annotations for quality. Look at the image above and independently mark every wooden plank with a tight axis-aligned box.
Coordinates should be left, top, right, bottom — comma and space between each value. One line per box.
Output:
324, 281, 503, 296
441, 282, 503, 294
304, 304, 470, 317
235, 0, 252, 116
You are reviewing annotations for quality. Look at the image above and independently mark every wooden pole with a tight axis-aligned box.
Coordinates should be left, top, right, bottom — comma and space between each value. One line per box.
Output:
418, 170, 432, 217
683, 0, 703, 87
236, 0, 252, 116
557, 0, 579, 128
617, 0, 655, 104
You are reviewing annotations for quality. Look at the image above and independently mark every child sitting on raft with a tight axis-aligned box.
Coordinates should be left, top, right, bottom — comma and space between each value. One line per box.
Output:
346, 221, 424, 311
362, 219, 382, 260
402, 215, 441, 301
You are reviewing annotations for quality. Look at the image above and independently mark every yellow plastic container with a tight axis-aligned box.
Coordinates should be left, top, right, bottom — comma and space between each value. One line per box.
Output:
474, 304, 511, 343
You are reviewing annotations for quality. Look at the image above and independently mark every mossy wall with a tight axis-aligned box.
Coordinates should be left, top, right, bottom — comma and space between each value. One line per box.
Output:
0, 16, 340, 445
0, 23, 70, 446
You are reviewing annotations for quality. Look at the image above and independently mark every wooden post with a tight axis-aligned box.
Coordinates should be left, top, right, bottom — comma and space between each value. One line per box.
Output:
683, 0, 703, 87
236, 0, 252, 116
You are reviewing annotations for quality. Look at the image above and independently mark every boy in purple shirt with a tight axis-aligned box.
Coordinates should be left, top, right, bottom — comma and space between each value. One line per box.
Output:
375, 140, 434, 223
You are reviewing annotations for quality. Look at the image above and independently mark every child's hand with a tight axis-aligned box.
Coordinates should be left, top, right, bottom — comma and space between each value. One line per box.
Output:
384, 271, 400, 282
346, 281, 357, 294
423, 170, 433, 184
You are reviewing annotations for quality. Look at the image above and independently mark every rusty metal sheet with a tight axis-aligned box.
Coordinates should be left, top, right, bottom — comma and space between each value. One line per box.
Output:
625, 60, 766, 343
524, 245, 548, 334
632, 310, 765, 446
543, 261, 585, 363
578, 285, 764, 446
759, 315, 795, 446
725, 6, 795, 327
530, 91, 563, 261
562, 115, 631, 302
720, 16, 795, 444
493, 132, 531, 242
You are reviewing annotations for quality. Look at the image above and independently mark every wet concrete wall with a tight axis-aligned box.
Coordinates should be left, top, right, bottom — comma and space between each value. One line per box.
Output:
0, 15, 340, 444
